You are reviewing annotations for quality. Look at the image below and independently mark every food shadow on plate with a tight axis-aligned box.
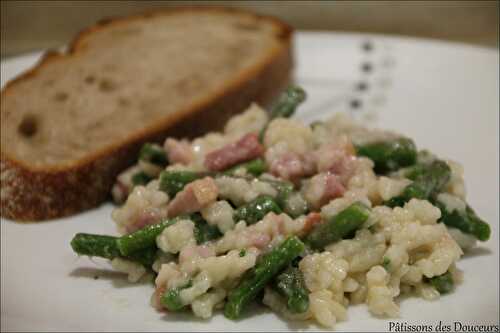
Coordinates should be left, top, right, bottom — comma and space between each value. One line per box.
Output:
159, 310, 207, 324
159, 301, 268, 324
461, 246, 492, 259
284, 317, 315, 331
159, 301, 314, 329
237, 301, 313, 330
69, 266, 153, 288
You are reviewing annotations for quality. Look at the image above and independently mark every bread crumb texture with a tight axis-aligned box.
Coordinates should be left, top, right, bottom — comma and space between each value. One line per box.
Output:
0, 8, 292, 221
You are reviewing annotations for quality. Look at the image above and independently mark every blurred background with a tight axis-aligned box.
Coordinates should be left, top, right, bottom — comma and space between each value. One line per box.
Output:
1, 0, 498, 58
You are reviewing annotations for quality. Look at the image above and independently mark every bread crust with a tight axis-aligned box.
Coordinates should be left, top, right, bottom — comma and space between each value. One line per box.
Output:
0, 7, 293, 222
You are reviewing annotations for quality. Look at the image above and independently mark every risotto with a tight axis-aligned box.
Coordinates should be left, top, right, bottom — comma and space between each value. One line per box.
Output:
71, 86, 490, 329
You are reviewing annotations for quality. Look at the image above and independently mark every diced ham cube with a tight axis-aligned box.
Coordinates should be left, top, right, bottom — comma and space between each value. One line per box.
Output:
301, 212, 323, 235
125, 207, 168, 234
204, 133, 264, 171
164, 138, 193, 165
315, 141, 357, 185
304, 172, 346, 209
324, 172, 346, 201
126, 211, 158, 233
167, 177, 218, 217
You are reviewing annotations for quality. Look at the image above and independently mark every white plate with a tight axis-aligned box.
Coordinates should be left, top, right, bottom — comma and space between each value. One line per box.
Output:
1, 32, 499, 332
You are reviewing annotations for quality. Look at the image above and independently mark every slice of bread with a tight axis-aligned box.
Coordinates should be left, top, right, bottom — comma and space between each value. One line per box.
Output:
0, 7, 292, 222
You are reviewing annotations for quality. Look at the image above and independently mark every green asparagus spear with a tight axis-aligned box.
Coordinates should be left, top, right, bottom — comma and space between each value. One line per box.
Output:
131, 171, 152, 186
305, 202, 371, 250
402, 163, 430, 180
71, 234, 120, 259
389, 158, 489, 241
139, 143, 168, 166
70, 233, 156, 266
355, 137, 417, 174
262, 179, 309, 218
262, 179, 294, 208
224, 158, 267, 177
117, 213, 223, 256
126, 247, 158, 267
191, 213, 223, 244
224, 236, 305, 319
435, 202, 491, 241
273, 266, 309, 313
74, 213, 222, 264
259, 86, 307, 141
427, 271, 454, 294
116, 217, 182, 256
160, 280, 193, 311
159, 170, 206, 197
269, 86, 307, 119
233, 195, 283, 225
386, 160, 451, 207
194, 223, 222, 244
463, 206, 490, 241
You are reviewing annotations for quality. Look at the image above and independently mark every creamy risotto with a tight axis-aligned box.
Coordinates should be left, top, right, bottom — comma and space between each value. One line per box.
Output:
71, 86, 490, 329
